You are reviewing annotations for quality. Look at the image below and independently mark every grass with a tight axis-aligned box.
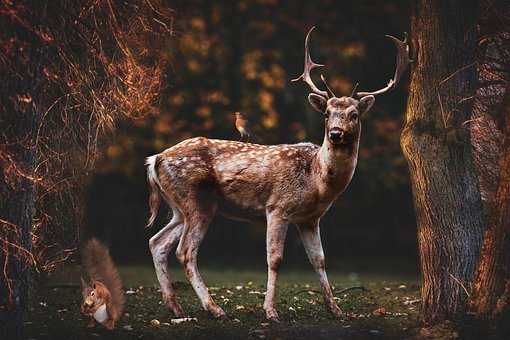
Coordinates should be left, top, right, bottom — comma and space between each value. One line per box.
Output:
26, 263, 425, 339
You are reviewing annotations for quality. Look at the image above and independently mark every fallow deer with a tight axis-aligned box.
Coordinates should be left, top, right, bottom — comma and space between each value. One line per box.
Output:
145, 27, 411, 321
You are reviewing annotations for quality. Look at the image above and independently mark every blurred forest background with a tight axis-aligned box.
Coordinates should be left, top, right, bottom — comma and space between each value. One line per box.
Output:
85, 0, 416, 267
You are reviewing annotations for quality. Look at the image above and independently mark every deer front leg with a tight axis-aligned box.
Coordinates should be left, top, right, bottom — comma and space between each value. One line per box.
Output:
149, 209, 185, 317
264, 212, 289, 322
297, 220, 342, 318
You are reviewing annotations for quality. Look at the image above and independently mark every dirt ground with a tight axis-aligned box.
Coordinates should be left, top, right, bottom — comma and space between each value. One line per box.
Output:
25, 264, 429, 339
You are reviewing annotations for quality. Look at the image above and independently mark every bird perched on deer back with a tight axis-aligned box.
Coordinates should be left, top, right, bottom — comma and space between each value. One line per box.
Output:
234, 111, 255, 142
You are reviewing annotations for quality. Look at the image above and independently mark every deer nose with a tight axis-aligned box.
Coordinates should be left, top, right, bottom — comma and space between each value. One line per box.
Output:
329, 129, 344, 142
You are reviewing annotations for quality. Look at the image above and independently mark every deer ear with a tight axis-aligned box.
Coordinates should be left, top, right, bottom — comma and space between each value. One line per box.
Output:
358, 95, 375, 114
308, 93, 327, 113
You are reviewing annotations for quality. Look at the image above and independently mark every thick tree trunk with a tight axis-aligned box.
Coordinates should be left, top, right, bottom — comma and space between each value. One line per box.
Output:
0, 73, 40, 339
401, 0, 484, 323
0, 4, 44, 336
0, 84, 39, 338
469, 90, 510, 319
0, 155, 36, 339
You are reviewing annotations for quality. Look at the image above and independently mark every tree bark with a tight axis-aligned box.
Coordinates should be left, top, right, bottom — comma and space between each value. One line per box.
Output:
469, 89, 510, 319
0, 88, 40, 338
401, 0, 484, 323
0, 3, 44, 337
0, 151, 36, 339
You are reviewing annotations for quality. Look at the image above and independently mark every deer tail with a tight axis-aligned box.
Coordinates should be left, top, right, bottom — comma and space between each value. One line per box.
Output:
145, 154, 161, 228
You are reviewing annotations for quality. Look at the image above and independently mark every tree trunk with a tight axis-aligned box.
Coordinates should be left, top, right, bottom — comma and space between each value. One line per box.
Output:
0, 152, 36, 339
0, 3, 44, 336
0, 90, 39, 338
469, 90, 510, 319
401, 0, 484, 323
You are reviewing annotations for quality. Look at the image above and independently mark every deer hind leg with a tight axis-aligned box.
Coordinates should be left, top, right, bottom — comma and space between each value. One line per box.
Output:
263, 211, 289, 322
149, 207, 185, 317
176, 202, 225, 318
297, 220, 342, 318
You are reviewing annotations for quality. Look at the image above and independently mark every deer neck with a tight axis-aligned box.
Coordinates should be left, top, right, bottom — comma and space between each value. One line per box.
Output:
314, 130, 360, 198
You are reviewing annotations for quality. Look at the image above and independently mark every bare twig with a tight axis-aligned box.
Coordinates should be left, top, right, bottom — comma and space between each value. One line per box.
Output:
448, 272, 471, 297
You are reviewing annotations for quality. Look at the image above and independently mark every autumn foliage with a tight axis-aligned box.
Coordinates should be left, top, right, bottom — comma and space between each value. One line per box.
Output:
0, 0, 172, 304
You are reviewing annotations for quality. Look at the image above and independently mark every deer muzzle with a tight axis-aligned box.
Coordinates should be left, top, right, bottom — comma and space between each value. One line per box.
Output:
329, 128, 345, 144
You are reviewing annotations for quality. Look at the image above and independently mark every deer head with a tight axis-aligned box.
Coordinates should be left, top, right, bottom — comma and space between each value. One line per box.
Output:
292, 27, 411, 146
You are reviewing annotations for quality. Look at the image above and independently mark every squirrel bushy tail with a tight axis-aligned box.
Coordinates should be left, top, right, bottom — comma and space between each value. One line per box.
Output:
82, 238, 125, 317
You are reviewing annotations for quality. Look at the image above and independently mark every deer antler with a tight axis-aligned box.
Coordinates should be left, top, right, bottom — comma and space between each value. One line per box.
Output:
356, 32, 412, 97
292, 26, 330, 98
320, 74, 336, 98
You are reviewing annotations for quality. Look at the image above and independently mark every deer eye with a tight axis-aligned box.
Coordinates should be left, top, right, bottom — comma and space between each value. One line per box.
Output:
351, 113, 359, 121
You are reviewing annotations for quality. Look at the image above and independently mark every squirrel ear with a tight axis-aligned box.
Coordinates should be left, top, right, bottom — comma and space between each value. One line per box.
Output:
92, 282, 96, 289
80, 276, 87, 289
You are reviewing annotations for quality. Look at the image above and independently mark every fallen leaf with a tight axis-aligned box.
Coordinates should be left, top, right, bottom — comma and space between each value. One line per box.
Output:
171, 317, 197, 324
372, 307, 386, 316
393, 312, 409, 316
403, 298, 421, 305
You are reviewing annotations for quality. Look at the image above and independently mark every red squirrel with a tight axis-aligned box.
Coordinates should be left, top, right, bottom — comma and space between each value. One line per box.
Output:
80, 238, 124, 330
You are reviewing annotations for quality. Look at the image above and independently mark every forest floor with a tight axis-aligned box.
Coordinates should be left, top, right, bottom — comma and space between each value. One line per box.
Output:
25, 264, 467, 339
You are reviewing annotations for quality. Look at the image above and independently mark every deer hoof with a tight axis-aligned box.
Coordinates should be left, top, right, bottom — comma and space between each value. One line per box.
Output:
164, 296, 186, 318
210, 305, 227, 319
329, 303, 343, 319
265, 308, 280, 322
168, 301, 185, 318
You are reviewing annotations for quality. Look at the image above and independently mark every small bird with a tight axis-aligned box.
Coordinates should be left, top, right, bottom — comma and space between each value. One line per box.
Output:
234, 111, 254, 142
